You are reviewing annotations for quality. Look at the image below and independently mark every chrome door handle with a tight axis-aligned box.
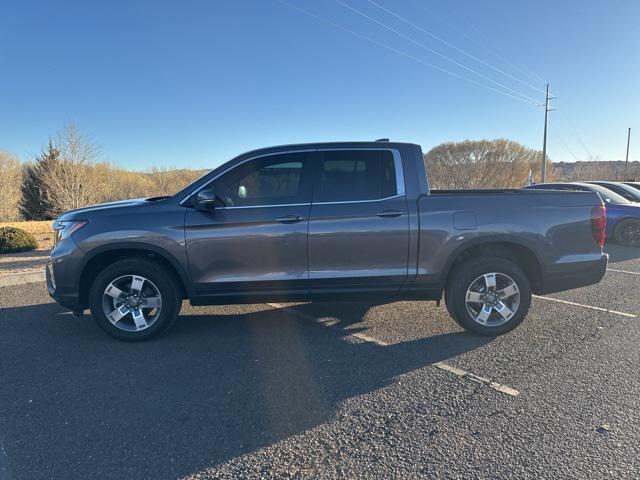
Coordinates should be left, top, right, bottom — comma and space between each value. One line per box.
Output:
376, 210, 402, 218
276, 215, 305, 224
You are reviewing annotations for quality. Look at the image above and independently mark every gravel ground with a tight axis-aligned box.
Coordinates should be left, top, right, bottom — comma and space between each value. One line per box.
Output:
0, 244, 639, 479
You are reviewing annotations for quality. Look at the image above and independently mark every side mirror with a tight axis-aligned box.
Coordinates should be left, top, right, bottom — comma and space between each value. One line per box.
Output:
194, 189, 217, 211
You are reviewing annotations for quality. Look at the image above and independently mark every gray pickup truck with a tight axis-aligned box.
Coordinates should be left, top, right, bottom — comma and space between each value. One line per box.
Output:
48, 141, 608, 341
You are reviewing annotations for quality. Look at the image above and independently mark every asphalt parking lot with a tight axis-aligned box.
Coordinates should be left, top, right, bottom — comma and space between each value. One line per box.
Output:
1, 244, 640, 479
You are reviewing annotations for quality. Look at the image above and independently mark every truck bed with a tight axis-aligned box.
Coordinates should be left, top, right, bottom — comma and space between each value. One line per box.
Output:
413, 188, 606, 294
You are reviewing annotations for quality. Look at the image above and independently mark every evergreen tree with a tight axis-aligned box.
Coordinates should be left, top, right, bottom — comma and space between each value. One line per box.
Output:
19, 140, 60, 220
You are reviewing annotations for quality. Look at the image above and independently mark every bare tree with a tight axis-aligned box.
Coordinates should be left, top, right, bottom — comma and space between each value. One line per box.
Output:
94, 165, 205, 202
16, 125, 210, 220
42, 125, 103, 213
424, 139, 553, 189
146, 167, 206, 197
572, 156, 614, 181
95, 163, 156, 200
0, 150, 23, 221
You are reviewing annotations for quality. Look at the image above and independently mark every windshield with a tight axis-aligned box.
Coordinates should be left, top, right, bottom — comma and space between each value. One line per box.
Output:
581, 183, 631, 204
601, 182, 640, 199
171, 169, 213, 199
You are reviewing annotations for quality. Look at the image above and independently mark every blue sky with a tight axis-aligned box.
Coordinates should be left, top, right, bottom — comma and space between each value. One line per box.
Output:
1, 0, 638, 170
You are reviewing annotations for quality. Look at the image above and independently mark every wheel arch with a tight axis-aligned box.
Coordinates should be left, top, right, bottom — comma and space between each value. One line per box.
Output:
444, 237, 544, 293
610, 215, 640, 231
77, 243, 192, 309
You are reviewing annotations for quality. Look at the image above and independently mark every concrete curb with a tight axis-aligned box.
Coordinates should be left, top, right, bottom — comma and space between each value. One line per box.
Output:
0, 269, 45, 287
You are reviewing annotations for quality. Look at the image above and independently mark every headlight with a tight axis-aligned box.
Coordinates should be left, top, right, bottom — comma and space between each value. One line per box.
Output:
53, 220, 88, 244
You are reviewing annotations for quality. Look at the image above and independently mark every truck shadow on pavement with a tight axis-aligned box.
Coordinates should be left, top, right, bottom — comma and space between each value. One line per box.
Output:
0, 300, 490, 479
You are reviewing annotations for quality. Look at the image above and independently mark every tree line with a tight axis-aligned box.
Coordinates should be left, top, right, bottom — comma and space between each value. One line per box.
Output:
423, 140, 640, 189
3, 130, 632, 223
553, 159, 640, 182
1, 126, 205, 222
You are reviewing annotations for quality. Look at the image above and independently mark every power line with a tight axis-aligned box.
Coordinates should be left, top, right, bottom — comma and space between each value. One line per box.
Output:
550, 123, 581, 162
366, 0, 547, 95
424, 0, 547, 85
557, 109, 593, 158
278, 0, 539, 105
333, 0, 540, 104
464, 23, 546, 85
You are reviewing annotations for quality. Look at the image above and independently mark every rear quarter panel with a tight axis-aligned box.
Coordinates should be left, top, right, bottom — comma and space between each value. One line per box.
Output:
415, 191, 603, 284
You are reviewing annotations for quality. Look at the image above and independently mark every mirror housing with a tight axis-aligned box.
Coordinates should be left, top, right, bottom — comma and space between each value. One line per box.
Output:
193, 189, 217, 211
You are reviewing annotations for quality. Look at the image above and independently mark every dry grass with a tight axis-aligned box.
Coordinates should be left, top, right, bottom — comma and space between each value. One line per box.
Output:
0, 221, 53, 235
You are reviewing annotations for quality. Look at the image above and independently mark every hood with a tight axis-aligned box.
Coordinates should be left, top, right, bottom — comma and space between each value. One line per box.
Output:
608, 202, 640, 211
606, 202, 640, 219
57, 198, 153, 220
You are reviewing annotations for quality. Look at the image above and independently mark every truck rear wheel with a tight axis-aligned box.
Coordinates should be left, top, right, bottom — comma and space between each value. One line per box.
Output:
88, 258, 181, 341
445, 257, 531, 336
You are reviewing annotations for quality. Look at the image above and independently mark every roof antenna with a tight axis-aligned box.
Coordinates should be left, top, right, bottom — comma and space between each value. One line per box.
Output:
375, 138, 389, 142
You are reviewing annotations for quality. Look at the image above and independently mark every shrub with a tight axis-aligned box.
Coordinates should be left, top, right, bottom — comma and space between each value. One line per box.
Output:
0, 226, 39, 254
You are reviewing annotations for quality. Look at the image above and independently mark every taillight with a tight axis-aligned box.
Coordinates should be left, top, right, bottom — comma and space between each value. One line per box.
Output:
591, 205, 606, 248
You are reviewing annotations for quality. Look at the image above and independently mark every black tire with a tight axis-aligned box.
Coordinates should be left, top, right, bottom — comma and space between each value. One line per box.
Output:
88, 258, 181, 341
445, 256, 532, 336
614, 219, 640, 246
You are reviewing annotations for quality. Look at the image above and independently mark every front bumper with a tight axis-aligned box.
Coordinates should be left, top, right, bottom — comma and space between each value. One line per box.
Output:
46, 238, 84, 311
537, 253, 608, 295
46, 262, 80, 311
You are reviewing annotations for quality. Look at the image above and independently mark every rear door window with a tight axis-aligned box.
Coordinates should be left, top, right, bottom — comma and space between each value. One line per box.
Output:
316, 150, 399, 202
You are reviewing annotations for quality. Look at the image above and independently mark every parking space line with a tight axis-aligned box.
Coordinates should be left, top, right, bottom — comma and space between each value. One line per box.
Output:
267, 302, 520, 397
434, 362, 520, 397
607, 268, 640, 276
533, 295, 637, 318
350, 332, 389, 347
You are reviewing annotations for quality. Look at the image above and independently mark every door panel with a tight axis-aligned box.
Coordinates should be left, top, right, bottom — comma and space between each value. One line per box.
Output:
308, 149, 410, 293
308, 196, 409, 291
185, 205, 310, 295
184, 151, 314, 298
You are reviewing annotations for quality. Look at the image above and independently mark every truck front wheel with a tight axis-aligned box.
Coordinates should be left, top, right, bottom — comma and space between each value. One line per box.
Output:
88, 258, 181, 341
445, 257, 532, 336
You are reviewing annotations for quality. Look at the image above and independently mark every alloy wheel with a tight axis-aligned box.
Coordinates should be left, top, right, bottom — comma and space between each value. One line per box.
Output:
101, 275, 163, 332
620, 223, 640, 245
465, 272, 520, 327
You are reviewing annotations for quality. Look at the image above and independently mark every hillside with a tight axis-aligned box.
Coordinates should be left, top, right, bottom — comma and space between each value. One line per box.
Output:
553, 160, 640, 181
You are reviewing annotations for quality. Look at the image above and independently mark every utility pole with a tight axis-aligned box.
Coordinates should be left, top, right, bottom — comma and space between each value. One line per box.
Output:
624, 127, 631, 180
541, 83, 552, 183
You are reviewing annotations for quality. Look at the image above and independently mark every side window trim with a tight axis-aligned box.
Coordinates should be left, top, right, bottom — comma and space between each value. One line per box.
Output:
314, 148, 405, 205
180, 149, 317, 207
182, 147, 406, 207
216, 202, 312, 210
312, 194, 405, 206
